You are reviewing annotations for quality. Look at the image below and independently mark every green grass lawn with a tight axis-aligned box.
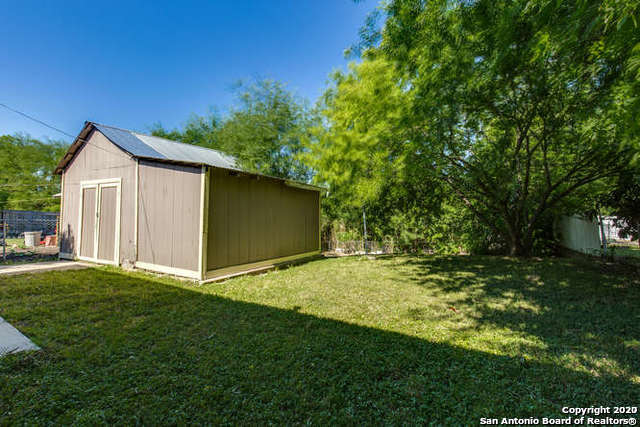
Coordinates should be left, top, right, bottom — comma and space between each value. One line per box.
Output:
1, 255, 638, 424
612, 244, 640, 258
2, 238, 27, 249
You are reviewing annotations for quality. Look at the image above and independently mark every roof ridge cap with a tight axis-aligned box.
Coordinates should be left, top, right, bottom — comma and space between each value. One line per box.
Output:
90, 122, 141, 134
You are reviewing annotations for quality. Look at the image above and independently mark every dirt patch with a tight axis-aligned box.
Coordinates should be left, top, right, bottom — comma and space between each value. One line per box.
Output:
1, 246, 59, 265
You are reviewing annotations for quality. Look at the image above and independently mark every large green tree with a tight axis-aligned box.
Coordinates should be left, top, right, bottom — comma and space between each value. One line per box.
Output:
152, 80, 314, 182
311, 0, 639, 256
0, 134, 66, 212
603, 170, 640, 246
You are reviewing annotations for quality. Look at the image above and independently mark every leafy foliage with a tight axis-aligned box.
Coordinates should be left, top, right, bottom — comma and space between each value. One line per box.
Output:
0, 135, 66, 211
152, 80, 314, 181
310, 0, 640, 255
603, 169, 640, 245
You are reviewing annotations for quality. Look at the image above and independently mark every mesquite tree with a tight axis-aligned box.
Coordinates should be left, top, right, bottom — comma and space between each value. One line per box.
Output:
312, 0, 639, 256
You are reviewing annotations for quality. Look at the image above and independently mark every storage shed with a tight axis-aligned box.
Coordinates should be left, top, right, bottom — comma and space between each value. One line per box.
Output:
55, 122, 321, 281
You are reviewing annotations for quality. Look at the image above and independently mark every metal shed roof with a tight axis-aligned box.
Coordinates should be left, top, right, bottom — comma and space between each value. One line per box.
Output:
93, 123, 239, 170
55, 121, 240, 173
55, 121, 325, 192
92, 124, 166, 160
132, 131, 238, 170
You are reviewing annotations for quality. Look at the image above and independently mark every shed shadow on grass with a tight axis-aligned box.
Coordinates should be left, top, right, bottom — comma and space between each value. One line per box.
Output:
394, 255, 640, 382
0, 268, 638, 424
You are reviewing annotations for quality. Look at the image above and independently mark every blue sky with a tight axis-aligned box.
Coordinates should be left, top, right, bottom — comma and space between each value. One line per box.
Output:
0, 1, 375, 142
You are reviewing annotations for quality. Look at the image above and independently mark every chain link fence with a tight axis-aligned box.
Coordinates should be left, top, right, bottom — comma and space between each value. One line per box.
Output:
1, 210, 59, 238
323, 240, 396, 256
1, 210, 59, 262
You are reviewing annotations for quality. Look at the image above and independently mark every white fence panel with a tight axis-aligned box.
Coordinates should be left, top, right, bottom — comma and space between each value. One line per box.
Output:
558, 215, 602, 254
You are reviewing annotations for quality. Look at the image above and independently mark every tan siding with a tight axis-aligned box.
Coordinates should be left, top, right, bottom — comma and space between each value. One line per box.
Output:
137, 160, 202, 272
60, 129, 135, 263
207, 168, 320, 271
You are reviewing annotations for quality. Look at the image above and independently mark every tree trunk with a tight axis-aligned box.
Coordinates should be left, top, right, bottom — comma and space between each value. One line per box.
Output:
508, 232, 533, 257
509, 235, 521, 257
509, 244, 519, 256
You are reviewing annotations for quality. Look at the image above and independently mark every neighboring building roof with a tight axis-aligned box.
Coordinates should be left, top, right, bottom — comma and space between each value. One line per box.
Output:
54, 121, 325, 192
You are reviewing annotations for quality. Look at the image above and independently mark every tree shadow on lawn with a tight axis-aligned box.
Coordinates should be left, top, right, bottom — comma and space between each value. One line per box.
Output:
0, 268, 638, 424
396, 255, 640, 383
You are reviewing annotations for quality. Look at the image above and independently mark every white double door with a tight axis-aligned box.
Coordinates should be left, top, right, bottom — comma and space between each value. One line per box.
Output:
78, 179, 121, 264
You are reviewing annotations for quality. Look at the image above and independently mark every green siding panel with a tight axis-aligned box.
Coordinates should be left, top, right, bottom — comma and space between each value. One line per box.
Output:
207, 168, 319, 271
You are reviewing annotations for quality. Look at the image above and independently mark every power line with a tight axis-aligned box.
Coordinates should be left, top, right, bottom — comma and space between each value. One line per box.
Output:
0, 182, 59, 188
0, 103, 75, 139
2, 197, 59, 203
